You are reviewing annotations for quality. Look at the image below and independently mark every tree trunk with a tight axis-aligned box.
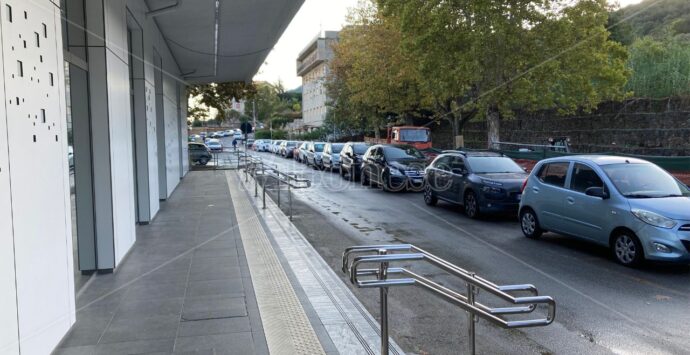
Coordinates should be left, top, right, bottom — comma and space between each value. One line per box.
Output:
486, 106, 500, 149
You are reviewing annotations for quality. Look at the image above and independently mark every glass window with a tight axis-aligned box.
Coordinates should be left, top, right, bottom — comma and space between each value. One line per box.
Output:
450, 157, 467, 174
602, 163, 690, 198
433, 156, 452, 171
353, 144, 368, 155
570, 163, 604, 193
537, 162, 569, 187
331, 144, 344, 153
383, 146, 425, 160
466, 157, 524, 174
314, 143, 325, 152
399, 129, 429, 142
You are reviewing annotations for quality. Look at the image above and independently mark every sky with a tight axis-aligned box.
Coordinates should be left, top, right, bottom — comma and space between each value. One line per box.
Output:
253, 0, 645, 90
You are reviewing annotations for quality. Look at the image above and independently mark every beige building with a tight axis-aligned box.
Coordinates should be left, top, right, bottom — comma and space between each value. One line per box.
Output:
296, 31, 339, 130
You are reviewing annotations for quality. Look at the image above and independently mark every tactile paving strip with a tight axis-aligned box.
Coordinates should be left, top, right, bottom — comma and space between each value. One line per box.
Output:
227, 172, 325, 355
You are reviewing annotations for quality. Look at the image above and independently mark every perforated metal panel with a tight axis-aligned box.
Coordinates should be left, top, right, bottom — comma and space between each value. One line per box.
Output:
0, 1, 74, 353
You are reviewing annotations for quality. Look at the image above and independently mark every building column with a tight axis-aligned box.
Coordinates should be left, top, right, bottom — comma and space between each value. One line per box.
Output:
85, 0, 136, 270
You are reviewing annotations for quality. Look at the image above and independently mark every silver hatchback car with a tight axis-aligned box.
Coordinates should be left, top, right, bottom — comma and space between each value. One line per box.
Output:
519, 155, 690, 266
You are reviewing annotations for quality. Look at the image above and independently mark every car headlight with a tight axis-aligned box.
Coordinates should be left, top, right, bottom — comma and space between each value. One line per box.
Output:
631, 209, 677, 229
389, 168, 404, 176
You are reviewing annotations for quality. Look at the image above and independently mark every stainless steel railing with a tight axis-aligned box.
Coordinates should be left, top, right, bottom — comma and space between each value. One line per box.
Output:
342, 244, 556, 355
244, 155, 311, 220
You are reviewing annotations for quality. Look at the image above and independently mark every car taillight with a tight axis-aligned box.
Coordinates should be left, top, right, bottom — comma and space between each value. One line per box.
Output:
521, 179, 528, 193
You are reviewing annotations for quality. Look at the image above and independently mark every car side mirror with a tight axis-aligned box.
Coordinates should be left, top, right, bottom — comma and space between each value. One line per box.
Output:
585, 187, 609, 199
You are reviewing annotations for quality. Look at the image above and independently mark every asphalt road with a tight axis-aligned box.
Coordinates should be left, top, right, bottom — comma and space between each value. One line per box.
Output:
249, 149, 690, 355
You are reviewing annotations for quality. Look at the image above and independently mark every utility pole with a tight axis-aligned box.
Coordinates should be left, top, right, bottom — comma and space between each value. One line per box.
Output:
252, 99, 257, 138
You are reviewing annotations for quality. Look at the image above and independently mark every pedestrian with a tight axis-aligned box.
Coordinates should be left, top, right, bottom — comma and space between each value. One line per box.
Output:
232, 139, 237, 150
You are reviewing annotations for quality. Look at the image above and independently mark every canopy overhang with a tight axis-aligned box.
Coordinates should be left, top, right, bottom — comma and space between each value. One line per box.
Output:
146, 0, 304, 84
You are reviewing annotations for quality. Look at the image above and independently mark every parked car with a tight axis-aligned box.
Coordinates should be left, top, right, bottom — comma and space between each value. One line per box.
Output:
360, 144, 427, 192
224, 130, 233, 137
339, 142, 370, 181
205, 138, 223, 152
280, 141, 299, 158
188, 142, 212, 165
188, 134, 201, 142
271, 140, 285, 154
211, 131, 223, 138
233, 131, 243, 141
255, 139, 270, 152
245, 139, 255, 149
519, 155, 690, 266
292, 142, 303, 161
296, 142, 309, 163
306, 142, 326, 169
424, 151, 528, 218
323, 143, 344, 171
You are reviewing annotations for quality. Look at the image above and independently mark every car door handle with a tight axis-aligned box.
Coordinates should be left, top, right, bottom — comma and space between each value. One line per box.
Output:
566, 196, 575, 204
532, 187, 539, 193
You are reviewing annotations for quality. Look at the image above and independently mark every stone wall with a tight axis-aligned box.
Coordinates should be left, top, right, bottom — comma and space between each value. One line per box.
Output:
434, 97, 690, 156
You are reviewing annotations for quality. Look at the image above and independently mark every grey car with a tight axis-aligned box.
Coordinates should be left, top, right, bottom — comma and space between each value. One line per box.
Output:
306, 142, 326, 169
519, 155, 690, 266
424, 151, 528, 218
323, 143, 344, 171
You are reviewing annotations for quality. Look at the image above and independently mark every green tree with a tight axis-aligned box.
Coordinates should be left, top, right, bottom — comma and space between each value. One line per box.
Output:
327, 3, 432, 137
378, 0, 629, 146
188, 81, 257, 117
626, 37, 690, 97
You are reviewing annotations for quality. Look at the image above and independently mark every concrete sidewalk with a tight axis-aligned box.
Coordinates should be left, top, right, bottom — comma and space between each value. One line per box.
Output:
55, 170, 399, 354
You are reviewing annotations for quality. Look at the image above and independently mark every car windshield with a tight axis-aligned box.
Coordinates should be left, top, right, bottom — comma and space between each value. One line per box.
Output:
399, 129, 429, 142
314, 143, 325, 152
353, 144, 369, 154
287, 141, 297, 146
384, 146, 425, 160
331, 144, 344, 153
602, 163, 690, 198
467, 157, 524, 174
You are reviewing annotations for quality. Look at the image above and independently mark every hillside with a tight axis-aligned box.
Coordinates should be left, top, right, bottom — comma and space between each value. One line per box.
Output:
610, 0, 690, 44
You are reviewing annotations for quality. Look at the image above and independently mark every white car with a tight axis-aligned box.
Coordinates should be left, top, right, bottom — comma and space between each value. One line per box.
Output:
255, 139, 269, 152
233, 131, 243, 140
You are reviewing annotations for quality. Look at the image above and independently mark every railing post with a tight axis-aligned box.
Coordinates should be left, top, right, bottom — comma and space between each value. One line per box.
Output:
378, 248, 389, 355
277, 172, 281, 208
254, 163, 258, 197
262, 164, 266, 210
467, 272, 476, 355
288, 180, 293, 221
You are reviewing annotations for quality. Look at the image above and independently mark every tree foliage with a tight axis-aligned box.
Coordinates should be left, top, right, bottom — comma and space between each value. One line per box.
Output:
626, 37, 690, 97
378, 0, 629, 144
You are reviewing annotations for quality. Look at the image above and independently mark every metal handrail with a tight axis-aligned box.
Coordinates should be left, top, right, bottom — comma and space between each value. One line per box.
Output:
244, 155, 311, 220
342, 244, 556, 354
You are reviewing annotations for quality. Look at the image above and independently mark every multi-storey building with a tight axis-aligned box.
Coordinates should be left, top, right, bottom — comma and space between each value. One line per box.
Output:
296, 31, 338, 130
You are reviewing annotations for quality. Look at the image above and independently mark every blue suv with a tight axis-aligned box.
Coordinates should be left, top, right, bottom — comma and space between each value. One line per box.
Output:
424, 151, 528, 218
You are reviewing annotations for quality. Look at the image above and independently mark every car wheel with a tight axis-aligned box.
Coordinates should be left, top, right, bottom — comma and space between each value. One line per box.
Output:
464, 191, 480, 219
612, 231, 644, 267
361, 169, 370, 186
424, 182, 437, 206
520, 208, 542, 239
198, 157, 209, 166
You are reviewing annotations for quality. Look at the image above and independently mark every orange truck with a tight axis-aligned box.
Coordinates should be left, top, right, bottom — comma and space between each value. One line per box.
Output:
365, 126, 432, 149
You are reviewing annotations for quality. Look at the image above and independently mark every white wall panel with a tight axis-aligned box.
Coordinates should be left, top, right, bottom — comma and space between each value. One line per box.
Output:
145, 81, 159, 217
179, 85, 188, 176
0, 1, 74, 353
106, 51, 136, 263
164, 95, 179, 196
0, 2, 19, 352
